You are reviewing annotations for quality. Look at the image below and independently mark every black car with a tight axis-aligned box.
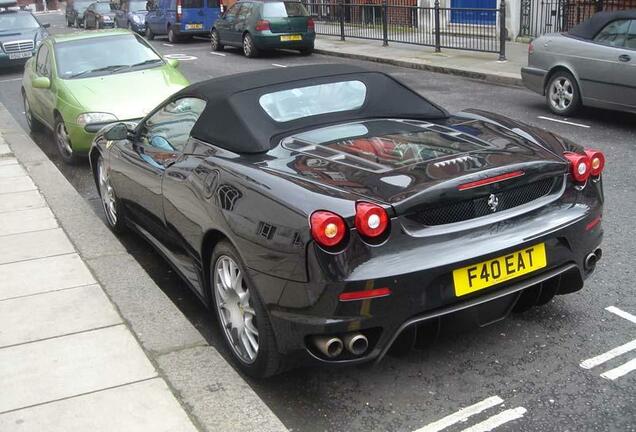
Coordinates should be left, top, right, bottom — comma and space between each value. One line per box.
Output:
83, 1, 116, 29
113, 0, 147, 33
90, 65, 605, 377
1, 1, 49, 68
65, 0, 93, 27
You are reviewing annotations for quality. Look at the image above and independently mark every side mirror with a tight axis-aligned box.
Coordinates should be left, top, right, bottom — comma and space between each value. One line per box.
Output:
150, 135, 173, 151
42, 23, 51, 28
104, 123, 129, 141
32, 77, 51, 89
166, 58, 179, 68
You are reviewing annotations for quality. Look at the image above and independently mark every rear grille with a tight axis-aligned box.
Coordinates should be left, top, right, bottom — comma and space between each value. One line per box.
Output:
2, 40, 34, 54
407, 177, 558, 226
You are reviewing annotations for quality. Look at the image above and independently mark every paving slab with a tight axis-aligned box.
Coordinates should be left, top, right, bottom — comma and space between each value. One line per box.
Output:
0, 144, 10, 155
0, 176, 36, 194
0, 190, 46, 214
0, 254, 96, 300
0, 325, 157, 413
0, 228, 73, 265
0, 379, 198, 432
0, 163, 26, 178
0, 157, 18, 166
0, 207, 57, 236
0, 285, 122, 348
157, 346, 288, 432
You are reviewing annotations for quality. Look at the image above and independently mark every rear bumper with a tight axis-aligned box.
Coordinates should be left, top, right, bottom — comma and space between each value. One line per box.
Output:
171, 22, 209, 36
251, 178, 604, 365
253, 32, 315, 50
521, 66, 547, 95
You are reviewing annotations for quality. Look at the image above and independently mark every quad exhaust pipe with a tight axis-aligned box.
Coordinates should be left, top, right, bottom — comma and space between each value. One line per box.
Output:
584, 248, 603, 271
312, 332, 369, 358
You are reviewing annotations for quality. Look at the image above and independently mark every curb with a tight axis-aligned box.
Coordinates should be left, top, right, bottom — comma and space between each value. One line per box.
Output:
313, 47, 524, 87
0, 103, 287, 432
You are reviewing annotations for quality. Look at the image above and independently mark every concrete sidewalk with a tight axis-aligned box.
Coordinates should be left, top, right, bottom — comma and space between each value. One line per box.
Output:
315, 36, 528, 86
0, 106, 287, 431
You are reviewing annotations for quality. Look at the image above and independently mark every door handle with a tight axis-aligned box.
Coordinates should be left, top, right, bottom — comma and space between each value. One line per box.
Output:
619, 54, 631, 62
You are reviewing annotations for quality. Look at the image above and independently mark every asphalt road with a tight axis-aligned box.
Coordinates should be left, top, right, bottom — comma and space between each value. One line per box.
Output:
1, 13, 635, 432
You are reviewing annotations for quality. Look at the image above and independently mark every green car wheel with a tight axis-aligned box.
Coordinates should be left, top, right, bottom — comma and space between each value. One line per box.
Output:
54, 115, 80, 164
22, 91, 43, 133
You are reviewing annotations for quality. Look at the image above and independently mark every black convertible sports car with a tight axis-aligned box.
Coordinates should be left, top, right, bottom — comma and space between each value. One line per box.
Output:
90, 65, 605, 377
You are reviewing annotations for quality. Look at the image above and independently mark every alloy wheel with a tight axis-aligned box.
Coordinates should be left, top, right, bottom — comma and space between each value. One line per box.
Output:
243, 34, 253, 57
214, 255, 259, 364
23, 94, 33, 130
211, 30, 219, 50
97, 157, 118, 226
55, 120, 73, 160
549, 77, 574, 113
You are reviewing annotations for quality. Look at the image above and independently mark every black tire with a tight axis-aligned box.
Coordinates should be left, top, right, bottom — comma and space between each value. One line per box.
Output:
67, 18, 73, 27
210, 241, 282, 378
54, 115, 80, 165
74, 17, 79, 27
145, 24, 155, 40
168, 27, 178, 43
96, 20, 100, 30
96, 154, 127, 233
299, 45, 314, 55
210, 29, 224, 51
545, 70, 581, 116
22, 91, 43, 133
242, 33, 258, 58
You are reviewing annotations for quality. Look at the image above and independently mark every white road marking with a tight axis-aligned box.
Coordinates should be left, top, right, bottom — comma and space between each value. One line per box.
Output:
606, 306, 636, 325
210, 51, 226, 56
459, 407, 527, 432
580, 339, 636, 369
163, 53, 198, 61
0, 78, 22, 84
414, 396, 503, 432
163, 43, 175, 47
600, 358, 636, 381
537, 116, 591, 128
272, 63, 287, 68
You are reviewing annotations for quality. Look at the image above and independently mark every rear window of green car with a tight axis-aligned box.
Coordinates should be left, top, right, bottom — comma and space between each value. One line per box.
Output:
262, 2, 308, 18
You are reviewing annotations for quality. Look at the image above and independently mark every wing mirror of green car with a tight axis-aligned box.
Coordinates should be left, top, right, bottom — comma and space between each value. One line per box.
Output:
166, 58, 179, 68
32, 77, 51, 89
104, 123, 129, 141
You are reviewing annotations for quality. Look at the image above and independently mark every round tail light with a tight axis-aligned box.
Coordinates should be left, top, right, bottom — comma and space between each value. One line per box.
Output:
584, 149, 605, 177
310, 211, 347, 248
564, 152, 591, 183
355, 202, 389, 239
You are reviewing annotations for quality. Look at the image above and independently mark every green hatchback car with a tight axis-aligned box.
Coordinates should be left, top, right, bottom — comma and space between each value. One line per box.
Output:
21, 30, 189, 163
211, 0, 315, 57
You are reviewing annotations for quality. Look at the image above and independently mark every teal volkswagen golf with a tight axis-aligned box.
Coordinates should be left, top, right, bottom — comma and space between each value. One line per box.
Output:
211, 0, 315, 57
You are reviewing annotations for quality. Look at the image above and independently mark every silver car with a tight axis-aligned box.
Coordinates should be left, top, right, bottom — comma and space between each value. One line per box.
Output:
521, 10, 636, 116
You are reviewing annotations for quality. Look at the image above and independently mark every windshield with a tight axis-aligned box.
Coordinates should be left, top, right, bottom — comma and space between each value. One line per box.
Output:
94, 2, 112, 13
262, 2, 308, 18
128, 0, 146, 11
0, 12, 40, 30
55, 34, 163, 79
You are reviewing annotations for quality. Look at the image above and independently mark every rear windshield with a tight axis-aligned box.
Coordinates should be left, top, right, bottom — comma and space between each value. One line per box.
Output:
182, 0, 203, 8
262, 1, 308, 17
74, 1, 92, 11
287, 120, 486, 169
259, 81, 366, 122
94, 2, 113, 12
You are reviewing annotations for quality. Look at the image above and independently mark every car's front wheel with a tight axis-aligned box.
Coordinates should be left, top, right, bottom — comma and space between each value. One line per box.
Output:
546, 71, 581, 116
242, 33, 258, 58
299, 45, 314, 55
54, 115, 80, 164
211, 241, 281, 377
145, 25, 155, 40
210, 29, 223, 51
22, 91, 43, 133
97, 155, 126, 233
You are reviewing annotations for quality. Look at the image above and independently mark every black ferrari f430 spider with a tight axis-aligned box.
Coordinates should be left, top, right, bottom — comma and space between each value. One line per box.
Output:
90, 65, 605, 377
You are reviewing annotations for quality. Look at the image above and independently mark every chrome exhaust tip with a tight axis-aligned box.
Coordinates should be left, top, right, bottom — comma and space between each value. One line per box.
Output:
584, 252, 597, 271
343, 333, 369, 356
313, 335, 344, 358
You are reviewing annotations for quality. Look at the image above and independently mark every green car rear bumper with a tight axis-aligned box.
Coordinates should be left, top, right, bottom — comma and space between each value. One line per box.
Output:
252, 32, 315, 50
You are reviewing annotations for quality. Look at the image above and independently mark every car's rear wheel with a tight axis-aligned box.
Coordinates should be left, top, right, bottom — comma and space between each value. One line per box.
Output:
22, 91, 43, 133
96, 20, 100, 30
211, 241, 281, 377
210, 29, 223, 51
168, 27, 178, 43
242, 33, 258, 58
546, 71, 581, 116
299, 45, 313, 55
97, 155, 126, 233
145, 25, 155, 40
54, 115, 79, 165
67, 18, 73, 27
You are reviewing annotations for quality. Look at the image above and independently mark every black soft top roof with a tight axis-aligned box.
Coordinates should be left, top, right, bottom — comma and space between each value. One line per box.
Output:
568, 10, 636, 40
175, 64, 448, 154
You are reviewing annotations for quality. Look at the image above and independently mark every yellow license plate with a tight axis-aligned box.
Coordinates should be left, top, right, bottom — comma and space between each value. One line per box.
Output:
185, 23, 203, 30
453, 243, 547, 297
280, 35, 302, 41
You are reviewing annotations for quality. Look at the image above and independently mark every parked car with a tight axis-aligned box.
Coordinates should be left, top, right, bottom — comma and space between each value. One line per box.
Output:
522, 10, 636, 116
0, 1, 49, 68
83, 1, 117, 29
145, 0, 221, 43
65, 0, 92, 27
114, 0, 148, 32
89, 64, 605, 377
21, 30, 188, 163
211, 0, 315, 57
